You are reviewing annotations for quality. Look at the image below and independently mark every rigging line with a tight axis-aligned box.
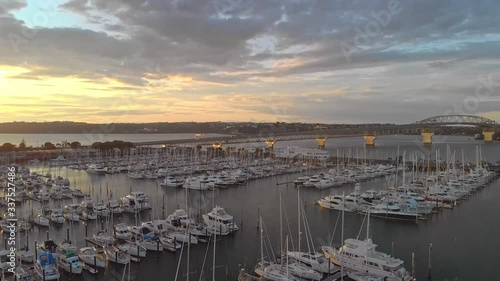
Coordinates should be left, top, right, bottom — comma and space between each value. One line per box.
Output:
301, 202, 315, 253
198, 233, 212, 281
282, 199, 295, 251
173, 221, 187, 281
329, 209, 341, 246
356, 211, 367, 240
262, 219, 276, 263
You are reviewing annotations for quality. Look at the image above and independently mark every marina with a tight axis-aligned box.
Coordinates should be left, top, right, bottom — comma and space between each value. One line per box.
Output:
0, 134, 499, 281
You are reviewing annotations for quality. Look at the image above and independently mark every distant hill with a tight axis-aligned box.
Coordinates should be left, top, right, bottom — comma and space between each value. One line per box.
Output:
0, 121, 225, 134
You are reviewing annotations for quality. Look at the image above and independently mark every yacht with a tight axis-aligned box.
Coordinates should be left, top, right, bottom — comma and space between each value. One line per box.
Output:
314, 177, 336, 189
322, 238, 412, 281
57, 242, 83, 274
80, 197, 95, 209
86, 164, 108, 174
367, 202, 422, 221
294, 176, 310, 186
49, 209, 65, 224
93, 202, 110, 216
14, 266, 34, 281
114, 223, 132, 240
108, 200, 123, 214
202, 206, 239, 235
254, 261, 301, 281
63, 209, 80, 222
121, 191, 152, 211
161, 176, 183, 187
167, 209, 195, 226
105, 246, 130, 264
64, 204, 83, 215
286, 251, 338, 274
34, 215, 50, 227
1, 250, 11, 271
93, 231, 115, 246
34, 252, 60, 281
80, 210, 97, 220
317, 195, 354, 212
116, 239, 148, 257
346, 271, 385, 281
183, 176, 212, 190
78, 247, 106, 268
72, 189, 85, 198
37, 189, 50, 201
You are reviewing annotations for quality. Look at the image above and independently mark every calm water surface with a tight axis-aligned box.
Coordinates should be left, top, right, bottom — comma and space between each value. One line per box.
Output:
2, 135, 499, 281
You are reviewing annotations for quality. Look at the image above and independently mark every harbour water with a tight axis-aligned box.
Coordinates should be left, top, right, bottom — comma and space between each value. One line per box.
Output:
1, 134, 499, 281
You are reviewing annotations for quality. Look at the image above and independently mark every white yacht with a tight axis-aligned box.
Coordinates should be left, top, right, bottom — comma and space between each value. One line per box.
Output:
78, 247, 106, 268
63, 210, 80, 222
314, 177, 336, 189
286, 251, 338, 274
167, 209, 195, 226
318, 195, 354, 212
1, 250, 11, 271
80, 197, 95, 209
49, 209, 65, 224
105, 246, 130, 264
322, 238, 412, 280
183, 176, 212, 190
93, 202, 110, 216
254, 261, 301, 281
121, 191, 152, 211
161, 176, 183, 187
34, 215, 50, 227
93, 231, 115, 245
202, 206, 239, 235
64, 204, 83, 215
108, 200, 123, 214
114, 223, 132, 240
86, 164, 108, 174
57, 242, 83, 274
347, 271, 385, 281
80, 210, 97, 220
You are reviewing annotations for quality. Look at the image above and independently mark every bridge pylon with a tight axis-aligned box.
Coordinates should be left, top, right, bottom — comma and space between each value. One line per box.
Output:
265, 139, 276, 149
421, 127, 434, 145
482, 127, 495, 142
363, 131, 376, 146
316, 136, 327, 149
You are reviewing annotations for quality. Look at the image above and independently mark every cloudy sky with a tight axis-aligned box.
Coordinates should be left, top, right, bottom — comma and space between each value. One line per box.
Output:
0, 0, 499, 124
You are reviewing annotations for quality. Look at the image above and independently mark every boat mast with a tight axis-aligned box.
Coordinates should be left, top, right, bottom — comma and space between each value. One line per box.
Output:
341, 192, 345, 281
298, 186, 301, 254
280, 192, 283, 269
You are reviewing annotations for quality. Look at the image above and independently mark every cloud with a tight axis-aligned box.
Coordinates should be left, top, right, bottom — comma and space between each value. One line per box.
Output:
0, 0, 499, 122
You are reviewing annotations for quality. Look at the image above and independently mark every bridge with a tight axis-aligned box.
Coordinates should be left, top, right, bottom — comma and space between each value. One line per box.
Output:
134, 115, 500, 148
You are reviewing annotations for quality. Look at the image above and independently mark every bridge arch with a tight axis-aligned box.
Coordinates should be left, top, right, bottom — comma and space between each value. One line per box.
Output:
415, 115, 497, 126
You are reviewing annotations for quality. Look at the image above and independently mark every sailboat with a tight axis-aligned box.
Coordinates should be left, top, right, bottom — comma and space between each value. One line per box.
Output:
254, 218, 300, 281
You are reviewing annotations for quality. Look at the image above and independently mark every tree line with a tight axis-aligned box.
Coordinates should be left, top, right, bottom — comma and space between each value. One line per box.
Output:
0, 140, 135, 152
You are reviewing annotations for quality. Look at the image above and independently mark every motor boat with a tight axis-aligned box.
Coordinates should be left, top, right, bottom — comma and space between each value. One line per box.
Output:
108, 200, 123, 214
57, 242, 83, 274
114, 223, 132, 240
78, 247, 106, 268
34, 252, 60, 281
322, 238, 412, 281
161, 176, 183, 187
49, 209, 65, 224
202, 206, 239, 235
286, 251, 338, 274
93, 202, 110, 216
